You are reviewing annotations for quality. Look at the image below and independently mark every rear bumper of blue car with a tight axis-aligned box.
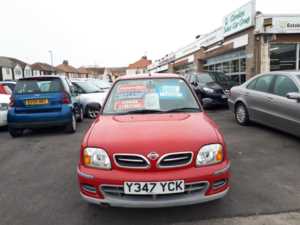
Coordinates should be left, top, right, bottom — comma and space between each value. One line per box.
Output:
8, 106, 72, 129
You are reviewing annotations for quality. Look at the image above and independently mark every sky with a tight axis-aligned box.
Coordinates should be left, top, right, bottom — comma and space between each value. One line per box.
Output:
0, 0, 299, 68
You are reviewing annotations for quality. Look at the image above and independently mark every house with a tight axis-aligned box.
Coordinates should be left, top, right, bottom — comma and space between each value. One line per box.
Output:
0, 56, 32, 81
104, 67, 127, 81
85, 67, 105, 79
31, 62, 57, 76
56, 60, 79, 78
127, 56, 152, 75
78, 67, 90, 78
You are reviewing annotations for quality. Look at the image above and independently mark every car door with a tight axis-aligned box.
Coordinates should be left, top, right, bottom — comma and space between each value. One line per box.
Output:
268, 74, 300, 136
243, 74, 276, 125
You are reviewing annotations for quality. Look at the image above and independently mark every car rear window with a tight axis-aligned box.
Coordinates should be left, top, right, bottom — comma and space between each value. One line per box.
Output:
103, 78, 200, 115
15, 78, 63, 94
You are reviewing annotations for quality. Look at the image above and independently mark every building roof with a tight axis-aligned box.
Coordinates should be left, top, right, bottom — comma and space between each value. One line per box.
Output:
85, 67, 105, 75
106, 67, 127, 77
56, 60, 79, 74
78, 67, 89, 74
31, 62, 56, 72
0, 56, 29, 68
128, 56, 152, 69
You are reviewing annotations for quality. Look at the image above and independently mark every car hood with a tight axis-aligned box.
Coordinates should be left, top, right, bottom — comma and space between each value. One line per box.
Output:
87, 112, 221, 155
79, 92, 107, 105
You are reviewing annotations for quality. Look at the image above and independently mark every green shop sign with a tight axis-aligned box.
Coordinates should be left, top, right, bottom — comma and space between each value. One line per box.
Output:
223, 0, 255, 37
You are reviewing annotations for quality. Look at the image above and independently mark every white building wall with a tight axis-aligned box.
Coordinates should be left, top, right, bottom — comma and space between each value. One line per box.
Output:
14, 64, 23, 80
2, 67, 13, 80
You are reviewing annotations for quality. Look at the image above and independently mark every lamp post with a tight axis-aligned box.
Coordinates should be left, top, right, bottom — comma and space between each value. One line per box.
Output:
48, 50, 53, 66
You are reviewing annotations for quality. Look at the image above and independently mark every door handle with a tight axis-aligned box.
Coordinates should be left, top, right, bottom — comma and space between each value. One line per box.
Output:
267, 97, 274, 102
245, 92, 250, 96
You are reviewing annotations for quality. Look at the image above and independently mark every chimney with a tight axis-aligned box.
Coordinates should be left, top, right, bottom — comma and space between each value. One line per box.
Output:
63, 60, 69, 65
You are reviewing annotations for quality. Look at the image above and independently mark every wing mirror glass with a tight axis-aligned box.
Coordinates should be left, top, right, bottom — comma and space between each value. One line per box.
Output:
286, 92, 300, 102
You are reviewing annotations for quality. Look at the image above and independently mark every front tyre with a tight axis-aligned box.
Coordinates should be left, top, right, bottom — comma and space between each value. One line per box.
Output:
65, 113, 77, 133
8, 127, 23, 138
235, 103, 250, 126
76, 106, 84, 122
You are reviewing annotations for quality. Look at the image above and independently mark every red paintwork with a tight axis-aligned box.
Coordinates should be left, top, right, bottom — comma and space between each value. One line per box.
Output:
0, 84, 10, 95
78, 74, 230, 202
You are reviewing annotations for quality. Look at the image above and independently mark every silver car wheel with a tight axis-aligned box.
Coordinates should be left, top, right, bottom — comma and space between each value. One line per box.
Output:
88, 108, 99, 119
236, 105, 246, 123
72, 114, 77, 130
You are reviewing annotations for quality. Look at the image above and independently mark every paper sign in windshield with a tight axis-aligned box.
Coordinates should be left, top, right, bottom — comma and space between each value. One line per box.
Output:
159, 85, 183, 98
114, 99, 144, 111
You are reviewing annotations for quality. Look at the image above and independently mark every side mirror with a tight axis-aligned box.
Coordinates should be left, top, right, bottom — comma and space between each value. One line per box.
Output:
286, 92, 300, 102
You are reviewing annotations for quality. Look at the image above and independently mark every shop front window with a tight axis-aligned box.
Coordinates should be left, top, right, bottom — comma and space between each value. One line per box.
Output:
223, 62, 230, 73
215, 63, 222, 72
232, 60, 239, 73
240, 58, 246, 72
270, 44, 297, 71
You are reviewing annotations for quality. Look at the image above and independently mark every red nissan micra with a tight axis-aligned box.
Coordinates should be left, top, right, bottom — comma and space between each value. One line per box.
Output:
77, 73, 230, 208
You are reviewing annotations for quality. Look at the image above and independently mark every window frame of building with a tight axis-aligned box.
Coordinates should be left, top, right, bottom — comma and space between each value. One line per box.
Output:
270, 43, 298, 71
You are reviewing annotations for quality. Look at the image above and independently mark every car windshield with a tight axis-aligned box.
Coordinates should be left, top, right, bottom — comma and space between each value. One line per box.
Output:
198, 74, 215, 84
103, 78, 201, 115
94, 80, 111, 88
297, 75, 300, 81
74, 81, 101, 93
14, 78, 63, 94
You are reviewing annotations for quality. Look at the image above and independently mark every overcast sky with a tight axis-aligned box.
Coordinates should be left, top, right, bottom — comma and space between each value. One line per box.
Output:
0, 0, 299, 67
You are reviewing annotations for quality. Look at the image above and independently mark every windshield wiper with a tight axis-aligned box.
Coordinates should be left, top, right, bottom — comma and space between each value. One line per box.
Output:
126, 109, 164, 115
164, 107, 200, 113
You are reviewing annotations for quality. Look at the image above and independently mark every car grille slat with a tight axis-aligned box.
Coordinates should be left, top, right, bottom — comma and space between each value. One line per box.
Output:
114, 154, 150, 169
158, 152, 193, 168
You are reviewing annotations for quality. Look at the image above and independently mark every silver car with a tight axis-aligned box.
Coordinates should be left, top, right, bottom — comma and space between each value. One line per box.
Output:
228, 71, 300, 137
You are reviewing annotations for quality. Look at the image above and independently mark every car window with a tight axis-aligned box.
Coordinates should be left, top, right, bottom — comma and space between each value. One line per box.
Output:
15, 78, 63, 94
73, 81, 100, 93
247, 79, 257, 90
297, 75, 300, 81
197, 74, 214, 84
273, 75, 299, 97
252, 75, 274, 93
103, 78, 200, 115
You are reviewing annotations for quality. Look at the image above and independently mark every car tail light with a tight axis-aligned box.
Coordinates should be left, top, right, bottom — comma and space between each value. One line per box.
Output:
62, 92, 71, 104
9, 96, 15, 107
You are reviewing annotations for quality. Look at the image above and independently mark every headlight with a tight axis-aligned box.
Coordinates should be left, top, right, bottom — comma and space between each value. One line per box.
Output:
0, 103, 8, 111
83, 148, 111, 169
203, 87, 214, 94
196, 144, 223, 166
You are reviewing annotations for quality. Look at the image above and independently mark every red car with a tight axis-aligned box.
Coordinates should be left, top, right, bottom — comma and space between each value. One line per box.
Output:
77, 73, 230, 208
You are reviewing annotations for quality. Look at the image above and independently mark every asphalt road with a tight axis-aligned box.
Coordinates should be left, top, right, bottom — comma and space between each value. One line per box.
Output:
0, 109, 300, 225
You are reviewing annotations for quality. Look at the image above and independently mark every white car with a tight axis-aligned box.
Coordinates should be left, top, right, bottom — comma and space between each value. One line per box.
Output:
71, 80, 108, 118
0, 94, 10, 127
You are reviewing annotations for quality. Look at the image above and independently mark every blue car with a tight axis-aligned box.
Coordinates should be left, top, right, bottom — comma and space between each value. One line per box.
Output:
8, 76, 84, 137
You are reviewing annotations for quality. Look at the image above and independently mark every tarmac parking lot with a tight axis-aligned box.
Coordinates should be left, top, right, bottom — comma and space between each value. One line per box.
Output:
0, 109, 299, 225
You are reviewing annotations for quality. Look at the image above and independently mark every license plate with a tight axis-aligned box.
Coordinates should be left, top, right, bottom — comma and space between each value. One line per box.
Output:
25, 99, 48, 105
124, 180, 184, 195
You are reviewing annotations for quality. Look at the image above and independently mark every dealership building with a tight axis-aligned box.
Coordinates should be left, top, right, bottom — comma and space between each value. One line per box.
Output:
148, 1, 300, 84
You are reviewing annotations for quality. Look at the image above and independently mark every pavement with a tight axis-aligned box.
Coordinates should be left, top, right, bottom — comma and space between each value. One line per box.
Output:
0, 109, 299, 225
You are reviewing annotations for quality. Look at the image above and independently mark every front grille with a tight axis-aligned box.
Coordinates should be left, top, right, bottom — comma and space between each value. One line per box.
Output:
101, 182, 208, 201
157, 152, 193, 168
114, 154, 150, 169
215, 89, 225, 94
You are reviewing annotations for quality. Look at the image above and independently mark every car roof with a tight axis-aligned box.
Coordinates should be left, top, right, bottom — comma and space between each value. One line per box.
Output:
117, 73, 182, 81
19, 75, 66, 81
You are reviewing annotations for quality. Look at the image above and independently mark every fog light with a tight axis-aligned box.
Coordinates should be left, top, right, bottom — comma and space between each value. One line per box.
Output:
212, 179, 227, 189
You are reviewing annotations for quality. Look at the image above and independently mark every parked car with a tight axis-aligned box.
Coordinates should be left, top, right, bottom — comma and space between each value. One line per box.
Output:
92, 79, 112, 91
0, 84, 12, 95
77, 73, 230, 208
185, 72, 231, 108
8, 76, 83, 137
0, 94, 10, 127
71, 80, 108, 118
0, 81, 16, 93
228, 71, 300, 137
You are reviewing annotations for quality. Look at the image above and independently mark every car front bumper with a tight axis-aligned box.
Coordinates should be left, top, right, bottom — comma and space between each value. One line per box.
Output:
77, 161, 230, 208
